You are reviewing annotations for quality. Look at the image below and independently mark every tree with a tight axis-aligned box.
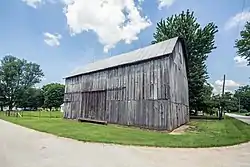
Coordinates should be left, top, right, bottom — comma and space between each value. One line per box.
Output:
0, 82, 7, 111
42, 83, 65, 110
16, 88, 44, 110
234, 85, 250, 112
152, 10, 218, 113
221, 92, 238, 113
200, 83, 214, 114
0, 55, 44, 113
235, 22, 250, 65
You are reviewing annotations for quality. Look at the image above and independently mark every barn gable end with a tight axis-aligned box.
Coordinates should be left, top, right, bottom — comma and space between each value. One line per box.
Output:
64, 37, 189, 131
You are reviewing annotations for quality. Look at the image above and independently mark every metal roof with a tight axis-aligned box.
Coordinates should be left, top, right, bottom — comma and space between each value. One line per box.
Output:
66, 37, 179, 78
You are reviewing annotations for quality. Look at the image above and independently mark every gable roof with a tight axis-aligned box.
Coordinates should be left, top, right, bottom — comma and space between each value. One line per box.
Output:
66, 36, 181, 78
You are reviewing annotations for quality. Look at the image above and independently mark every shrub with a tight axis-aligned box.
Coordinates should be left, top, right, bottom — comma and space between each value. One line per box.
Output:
240, 109, 248, 113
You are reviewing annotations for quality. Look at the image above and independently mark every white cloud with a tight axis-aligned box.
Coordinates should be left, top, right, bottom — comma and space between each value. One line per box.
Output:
158, 0, 176, 9
234, 55, 248, 67
215, 79, 241, 87
138, 0, 144, 4
211, 79, 242, 95
225, 11, 250, 30
63, 0, 151, 53
211, 80, 239, 95
21, 0, 59, 8
22, 0, 43, 8
44, 32, 62, 47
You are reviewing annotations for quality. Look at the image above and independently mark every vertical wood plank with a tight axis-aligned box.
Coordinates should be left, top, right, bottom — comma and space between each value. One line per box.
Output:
150, 61, 154, 99
131, 65, 135, 100
153, 60, 158, 100
134, 66, 138, 101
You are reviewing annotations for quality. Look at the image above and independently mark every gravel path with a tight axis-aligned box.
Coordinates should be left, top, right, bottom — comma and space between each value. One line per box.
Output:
0, 119, 250, 167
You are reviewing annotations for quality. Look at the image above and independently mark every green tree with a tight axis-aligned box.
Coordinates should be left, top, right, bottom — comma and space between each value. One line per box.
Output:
0, 55, 44, 113
0, 82, 7, 111
16, 88, 44, 110
221, 92, 238, 113
152, 10, 218, 113
43, 83, 65, 111
235, 22, 250, 65
234, 85, 250, 112
200, 83, 214, 114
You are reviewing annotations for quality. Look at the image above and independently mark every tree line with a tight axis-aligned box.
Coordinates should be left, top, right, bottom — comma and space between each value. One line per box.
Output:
200, 84, 250, 115
152, 9, 250, 115
0, 55, 65, 114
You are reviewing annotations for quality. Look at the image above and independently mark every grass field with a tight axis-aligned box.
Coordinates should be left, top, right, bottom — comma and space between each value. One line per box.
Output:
0, 112, 250, 148
20, 111, 63, 118
0, 111, 63, 118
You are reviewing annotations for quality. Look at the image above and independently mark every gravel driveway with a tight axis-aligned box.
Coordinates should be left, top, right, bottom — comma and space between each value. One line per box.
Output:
0, 119, 250, 167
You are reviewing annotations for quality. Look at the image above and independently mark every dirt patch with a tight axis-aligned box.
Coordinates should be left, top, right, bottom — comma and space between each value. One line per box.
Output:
169, 125, 191, 135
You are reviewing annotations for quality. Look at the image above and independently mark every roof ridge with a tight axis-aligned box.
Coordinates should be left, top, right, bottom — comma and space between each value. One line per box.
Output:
65, 36, 179, 78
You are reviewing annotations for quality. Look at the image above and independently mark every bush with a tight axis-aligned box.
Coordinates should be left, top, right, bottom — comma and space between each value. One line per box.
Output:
245, 113, 250, 116
240, 109, 248, 113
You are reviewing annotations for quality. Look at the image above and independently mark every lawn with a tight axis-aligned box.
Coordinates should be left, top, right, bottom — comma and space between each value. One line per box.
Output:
20, 111, 63, 118
0, 112, 250, 148
1, 110, 63, 118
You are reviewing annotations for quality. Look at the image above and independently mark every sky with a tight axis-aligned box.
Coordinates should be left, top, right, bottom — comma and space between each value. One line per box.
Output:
0, 0, 250, 94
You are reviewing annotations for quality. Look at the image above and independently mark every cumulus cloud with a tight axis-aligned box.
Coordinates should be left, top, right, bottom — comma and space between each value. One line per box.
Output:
44, 32, 62, 47
158, 0, 176, 9
22, 0, 43, 8
225, 11, 250, 30
63, 0, 151, 52
215, 79, 241, 87
234, 55, 248, 67
138, 0, 144, 4
210, 79, 242, 95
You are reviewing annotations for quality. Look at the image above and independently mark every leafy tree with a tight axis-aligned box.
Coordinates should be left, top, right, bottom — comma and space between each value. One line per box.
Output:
0, 55, 44, 113
235, 22, 250, 65
200, 83, 214, 114
16, 88, 44, 110
31, 88, 44, 110
221, 92, 238, 113
43, 83, 65, 110
152, 10, 218, 113
234, 85, 250, 112
0, 82, 7, 111
211, 94, 221, 109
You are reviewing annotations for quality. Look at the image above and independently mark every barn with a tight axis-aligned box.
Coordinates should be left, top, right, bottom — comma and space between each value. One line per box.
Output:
63, 36, 189, 131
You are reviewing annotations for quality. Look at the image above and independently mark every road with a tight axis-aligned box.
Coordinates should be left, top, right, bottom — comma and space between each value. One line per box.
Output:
225, 113, 250, 124
0, 119, 250, 167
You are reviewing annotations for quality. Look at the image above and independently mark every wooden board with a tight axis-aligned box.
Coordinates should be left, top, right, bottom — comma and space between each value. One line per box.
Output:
78, 118, 108, 125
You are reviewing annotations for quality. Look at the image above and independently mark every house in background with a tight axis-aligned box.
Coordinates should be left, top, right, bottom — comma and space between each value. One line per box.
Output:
63, 37, 189, 131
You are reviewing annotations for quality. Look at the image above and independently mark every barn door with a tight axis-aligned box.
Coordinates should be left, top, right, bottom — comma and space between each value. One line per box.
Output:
82, 91, 106, 121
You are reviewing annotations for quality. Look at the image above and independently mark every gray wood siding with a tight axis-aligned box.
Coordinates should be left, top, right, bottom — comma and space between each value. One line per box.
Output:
63, 41, 189, 131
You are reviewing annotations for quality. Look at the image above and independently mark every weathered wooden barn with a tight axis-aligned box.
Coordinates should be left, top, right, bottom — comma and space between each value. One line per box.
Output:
63, 37, 189, 131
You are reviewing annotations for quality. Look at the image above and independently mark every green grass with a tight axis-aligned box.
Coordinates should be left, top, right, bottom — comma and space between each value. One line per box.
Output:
0, 112, 250, 148
21, 111, 63, 118
3, 111, 63, 118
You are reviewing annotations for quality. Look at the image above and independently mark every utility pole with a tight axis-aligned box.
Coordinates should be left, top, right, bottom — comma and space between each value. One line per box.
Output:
220, 74, 226, 120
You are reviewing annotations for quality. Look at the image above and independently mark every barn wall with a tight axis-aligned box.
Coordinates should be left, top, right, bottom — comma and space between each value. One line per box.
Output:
64, 41, 189, 131
168, 41, 189, 130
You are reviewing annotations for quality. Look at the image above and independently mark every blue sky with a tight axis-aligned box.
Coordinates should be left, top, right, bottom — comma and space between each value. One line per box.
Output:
0, 0, 250, 94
